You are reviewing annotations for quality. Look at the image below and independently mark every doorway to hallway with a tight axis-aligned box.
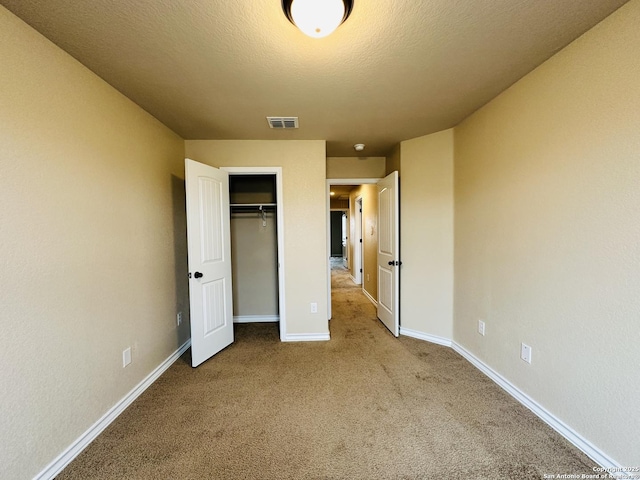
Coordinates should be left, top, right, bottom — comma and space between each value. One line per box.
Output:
326, 175, 400, 337
326, 180, 376, 317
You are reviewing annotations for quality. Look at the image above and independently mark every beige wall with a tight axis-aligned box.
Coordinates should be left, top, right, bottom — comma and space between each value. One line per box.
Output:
348, 185, 378, 301
399, 130, 454, 339
385, 144, 401, 176
454, 0, 640, 466
230, 213, 278, 317
0, 7, 187, 479
326, 156, 386, 179
185, 140, 329, 336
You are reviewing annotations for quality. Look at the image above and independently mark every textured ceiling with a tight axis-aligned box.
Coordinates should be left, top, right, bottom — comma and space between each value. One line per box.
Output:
1, 0, 629, 156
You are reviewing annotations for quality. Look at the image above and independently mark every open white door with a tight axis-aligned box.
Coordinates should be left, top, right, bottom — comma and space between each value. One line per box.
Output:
377, 171, 400, 337
185, 158, 234, 367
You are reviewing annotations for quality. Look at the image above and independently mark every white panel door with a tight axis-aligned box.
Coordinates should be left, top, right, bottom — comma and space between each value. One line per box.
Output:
185, 158, 234, 367
377, 171, 399, 336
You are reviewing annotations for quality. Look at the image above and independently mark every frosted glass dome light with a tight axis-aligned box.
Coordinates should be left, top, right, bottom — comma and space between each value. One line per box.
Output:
282, 0, 354, 39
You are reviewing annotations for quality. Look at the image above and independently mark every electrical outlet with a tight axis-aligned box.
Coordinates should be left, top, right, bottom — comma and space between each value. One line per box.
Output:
177, 311, 182, 326
310, 302, 318, 314
122, 347, 132, 368
478, 320, 485, 336
520, 343, 532, 364
367, 273, 370, 281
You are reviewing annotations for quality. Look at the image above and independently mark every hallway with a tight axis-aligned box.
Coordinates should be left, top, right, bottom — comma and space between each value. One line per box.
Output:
329, 255, 383, 337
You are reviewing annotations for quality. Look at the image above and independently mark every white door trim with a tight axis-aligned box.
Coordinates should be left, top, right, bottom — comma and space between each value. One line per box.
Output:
222, 167, 286, 342
354, 196, 363, 285
329, 208, 348, 261
326, 178, 380, 320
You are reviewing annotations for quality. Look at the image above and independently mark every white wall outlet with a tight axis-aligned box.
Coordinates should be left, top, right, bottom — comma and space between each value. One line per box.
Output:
122, 347, 132, 368
521, 343, 532, 364
177, 311, 183, 326
367, 273, 370, 281
310, 302, 318, 314
478, 320, 485, 336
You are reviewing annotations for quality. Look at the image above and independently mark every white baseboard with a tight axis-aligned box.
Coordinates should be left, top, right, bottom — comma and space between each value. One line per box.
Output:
349, 274, 361, 285
283, 332, 330, 342
233, 315, 279, 323
396, 330, 626, 476
362, 288, 378, 307
400, 327, 452, 347
35, 340, 191, 480
34, 332, 627, 479
451, 341, 627, 478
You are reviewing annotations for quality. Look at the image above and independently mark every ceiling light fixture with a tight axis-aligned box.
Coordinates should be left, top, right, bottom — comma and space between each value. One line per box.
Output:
354, 143, 365, 152
282, 0, 354, 38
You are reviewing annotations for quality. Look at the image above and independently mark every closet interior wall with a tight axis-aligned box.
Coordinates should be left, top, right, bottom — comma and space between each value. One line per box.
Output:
229, 175, 279, 323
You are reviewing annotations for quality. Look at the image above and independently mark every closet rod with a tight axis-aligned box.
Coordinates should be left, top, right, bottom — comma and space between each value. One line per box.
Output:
230, 203, 275, 227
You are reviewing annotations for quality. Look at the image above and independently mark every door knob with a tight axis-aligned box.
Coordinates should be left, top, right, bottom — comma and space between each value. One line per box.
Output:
388, 261, 394, 266
194, 272, 204, 279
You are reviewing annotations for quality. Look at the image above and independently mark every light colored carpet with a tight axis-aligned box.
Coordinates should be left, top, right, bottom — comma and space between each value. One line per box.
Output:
57, 265, 594, 479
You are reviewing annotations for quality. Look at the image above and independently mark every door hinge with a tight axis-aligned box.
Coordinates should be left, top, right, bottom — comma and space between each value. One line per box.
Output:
359, 238, 363, 243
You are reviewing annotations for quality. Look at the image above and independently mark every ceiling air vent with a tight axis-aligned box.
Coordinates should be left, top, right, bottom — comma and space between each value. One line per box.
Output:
267, 117, 299, 129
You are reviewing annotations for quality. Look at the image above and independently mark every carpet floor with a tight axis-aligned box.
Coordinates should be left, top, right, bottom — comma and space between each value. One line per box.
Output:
57, 263, 595, 479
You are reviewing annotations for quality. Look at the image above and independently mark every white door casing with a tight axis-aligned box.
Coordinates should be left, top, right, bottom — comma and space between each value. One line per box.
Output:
341, 212, 347, 266
185, 158, 234, 367
354, 196, 363, 285
222, 166, 286, 341
377, 171, 399, 337
325, 178, 379, 321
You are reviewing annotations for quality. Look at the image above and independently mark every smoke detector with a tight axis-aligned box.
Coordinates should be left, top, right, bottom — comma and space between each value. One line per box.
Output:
354, 144, 365, 152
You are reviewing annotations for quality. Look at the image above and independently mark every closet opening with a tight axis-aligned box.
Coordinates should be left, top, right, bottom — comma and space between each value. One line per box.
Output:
224, 167, 286, 341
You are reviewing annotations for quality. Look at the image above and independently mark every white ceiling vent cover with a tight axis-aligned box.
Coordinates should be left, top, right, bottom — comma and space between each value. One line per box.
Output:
267, 117, 299, 129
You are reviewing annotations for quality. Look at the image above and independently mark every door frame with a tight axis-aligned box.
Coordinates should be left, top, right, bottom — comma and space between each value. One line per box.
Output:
353, 196, 363, 285
326, 178, 380, 320
341, 211, 348, 266
223, 167, 286, 341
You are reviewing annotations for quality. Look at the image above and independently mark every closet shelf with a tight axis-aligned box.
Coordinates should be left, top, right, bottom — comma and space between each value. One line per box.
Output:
230, 203, 276, 207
